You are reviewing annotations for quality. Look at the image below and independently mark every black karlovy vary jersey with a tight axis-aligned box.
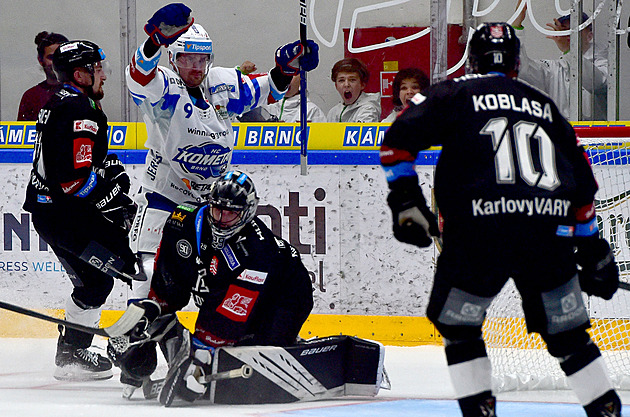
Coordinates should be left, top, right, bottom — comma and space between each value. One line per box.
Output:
151, 202, 314, 348
24, 84, 109, 212
381, 73, 598, 228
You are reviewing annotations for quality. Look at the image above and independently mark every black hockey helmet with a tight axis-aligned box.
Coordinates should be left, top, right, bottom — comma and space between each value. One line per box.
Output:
206, 170, 259, 249
468, 22, 520, 75
53, 40, 106, 83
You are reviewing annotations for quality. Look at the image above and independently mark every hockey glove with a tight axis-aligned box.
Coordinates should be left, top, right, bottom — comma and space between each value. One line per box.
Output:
94, 154, 131, 194
159, 328, 214, 407
275, 40, 319, 76
144, 3, 194, 46
300, 40, 319, 72
104, 154, 131, 194
99, 192, 137, 233
387, 178, 440, 248
576, 236, 619, 300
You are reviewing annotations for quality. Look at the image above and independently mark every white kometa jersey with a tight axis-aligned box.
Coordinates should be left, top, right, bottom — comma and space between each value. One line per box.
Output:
127, 40, 284, 204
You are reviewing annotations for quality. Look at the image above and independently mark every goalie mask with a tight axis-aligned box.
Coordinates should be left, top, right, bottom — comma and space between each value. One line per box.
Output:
167, 23, 214, 87
468, 22, 520, 76
207, 171, 259, 249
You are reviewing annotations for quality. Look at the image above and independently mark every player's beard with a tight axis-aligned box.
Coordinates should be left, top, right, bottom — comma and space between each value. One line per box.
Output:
89, 81, 105, 101
185, 71, 205, 88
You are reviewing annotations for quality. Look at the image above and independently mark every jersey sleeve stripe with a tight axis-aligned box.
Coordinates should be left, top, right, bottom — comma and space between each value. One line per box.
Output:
129, 52, 159, 87
250, 77, 262, 108
227, 74, 253, 115
73, 171, 98, 198
379, 145, 417, 165
575, 217, 598, 237
382, 161, 417, 183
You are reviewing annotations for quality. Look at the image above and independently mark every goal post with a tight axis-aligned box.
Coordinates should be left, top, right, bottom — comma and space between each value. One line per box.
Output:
484, 124, 630, 392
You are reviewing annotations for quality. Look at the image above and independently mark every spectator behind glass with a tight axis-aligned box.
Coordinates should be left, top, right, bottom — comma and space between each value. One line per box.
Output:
381, 68, 429, 123
512, 0, 607, 120
17, 31, 68, 121
327, 58, 381, 122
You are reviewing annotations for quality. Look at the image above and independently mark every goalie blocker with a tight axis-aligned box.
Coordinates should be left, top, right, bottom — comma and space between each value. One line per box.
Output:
147, 335, 388, 404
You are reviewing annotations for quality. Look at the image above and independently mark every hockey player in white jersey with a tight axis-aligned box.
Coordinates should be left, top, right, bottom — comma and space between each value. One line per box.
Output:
126, 3, 319, 301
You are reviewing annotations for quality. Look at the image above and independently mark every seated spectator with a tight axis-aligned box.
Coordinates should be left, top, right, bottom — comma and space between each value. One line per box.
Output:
17, 31, 68, 121
327, 58, 381, 122
381, 68, 429, 123
265, 75, 326, 122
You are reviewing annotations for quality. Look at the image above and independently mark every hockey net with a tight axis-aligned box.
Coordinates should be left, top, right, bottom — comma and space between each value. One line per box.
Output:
484, 125, 630, 392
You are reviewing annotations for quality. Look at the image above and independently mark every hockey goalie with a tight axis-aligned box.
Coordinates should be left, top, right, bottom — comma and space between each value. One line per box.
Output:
106, 171, 387, 406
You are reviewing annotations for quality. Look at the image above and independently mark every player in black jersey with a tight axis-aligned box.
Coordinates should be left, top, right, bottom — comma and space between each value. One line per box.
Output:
107, 170, 314, 404
23, 40, 139, 381
381, 23, 620, 417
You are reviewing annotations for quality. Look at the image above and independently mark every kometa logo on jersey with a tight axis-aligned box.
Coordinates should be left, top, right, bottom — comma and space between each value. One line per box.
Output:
173, 142, 231, 180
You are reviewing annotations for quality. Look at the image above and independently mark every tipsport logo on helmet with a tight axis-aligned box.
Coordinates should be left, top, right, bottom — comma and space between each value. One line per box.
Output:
184, 41, 213, 54
173, 142, 231, 180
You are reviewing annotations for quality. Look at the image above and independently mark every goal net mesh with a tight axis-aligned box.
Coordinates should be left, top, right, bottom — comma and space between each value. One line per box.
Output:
484, 126, 630, 392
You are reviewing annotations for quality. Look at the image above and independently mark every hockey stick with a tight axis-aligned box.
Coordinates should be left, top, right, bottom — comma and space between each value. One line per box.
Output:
299, 0, 308, 175
620, 282, 630, 291
0, 300, 145, 338
142, 364, 253, 400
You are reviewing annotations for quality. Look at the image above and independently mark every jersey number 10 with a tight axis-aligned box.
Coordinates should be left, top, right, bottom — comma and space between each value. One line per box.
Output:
481, 117, 560, 191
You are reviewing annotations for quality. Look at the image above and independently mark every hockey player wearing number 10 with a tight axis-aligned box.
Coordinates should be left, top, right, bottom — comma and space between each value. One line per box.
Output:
126, 3, 319, 302
380, 23, 621, 417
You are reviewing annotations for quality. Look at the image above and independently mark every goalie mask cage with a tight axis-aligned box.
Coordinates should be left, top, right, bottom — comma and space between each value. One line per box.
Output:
484, 125, 630, 392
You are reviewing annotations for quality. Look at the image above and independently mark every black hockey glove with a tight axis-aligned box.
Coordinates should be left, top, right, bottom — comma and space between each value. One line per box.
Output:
98, 189, 137, 233
107, 300, 168, 384
94, 154, 131, 194
576, 236, 619, 300
103, 154, 131, 194
386, 177, 440, 248
144, 3, 194, 46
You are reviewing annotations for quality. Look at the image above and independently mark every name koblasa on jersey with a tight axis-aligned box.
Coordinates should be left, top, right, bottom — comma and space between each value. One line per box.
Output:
472, 197, 571, 217
472, 94, 553, 122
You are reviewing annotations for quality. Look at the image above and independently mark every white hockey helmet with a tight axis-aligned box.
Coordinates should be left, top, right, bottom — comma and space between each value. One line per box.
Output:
167, 23, 214, 82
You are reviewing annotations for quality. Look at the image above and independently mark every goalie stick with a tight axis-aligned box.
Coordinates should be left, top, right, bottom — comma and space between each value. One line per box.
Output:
0, 300, 145, 338
142, 364, 253, 400
299, 0, 308, 175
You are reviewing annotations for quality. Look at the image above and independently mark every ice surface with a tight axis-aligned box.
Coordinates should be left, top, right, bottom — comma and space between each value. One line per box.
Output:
0, 339, 627, 417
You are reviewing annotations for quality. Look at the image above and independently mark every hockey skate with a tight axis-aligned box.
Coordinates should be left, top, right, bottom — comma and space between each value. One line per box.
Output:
54, 338, 113, 381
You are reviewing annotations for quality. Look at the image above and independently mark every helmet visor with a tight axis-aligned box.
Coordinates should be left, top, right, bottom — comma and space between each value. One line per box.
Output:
175, 53, 213, 70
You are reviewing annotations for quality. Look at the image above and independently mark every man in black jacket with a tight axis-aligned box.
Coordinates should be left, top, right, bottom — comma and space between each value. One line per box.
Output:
23, 40, 139, 381
380, 23, 621, 417
109, 170, 314, 404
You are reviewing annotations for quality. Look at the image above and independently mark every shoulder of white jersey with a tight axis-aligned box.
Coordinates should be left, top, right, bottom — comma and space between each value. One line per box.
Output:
203, 66, 240, 95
